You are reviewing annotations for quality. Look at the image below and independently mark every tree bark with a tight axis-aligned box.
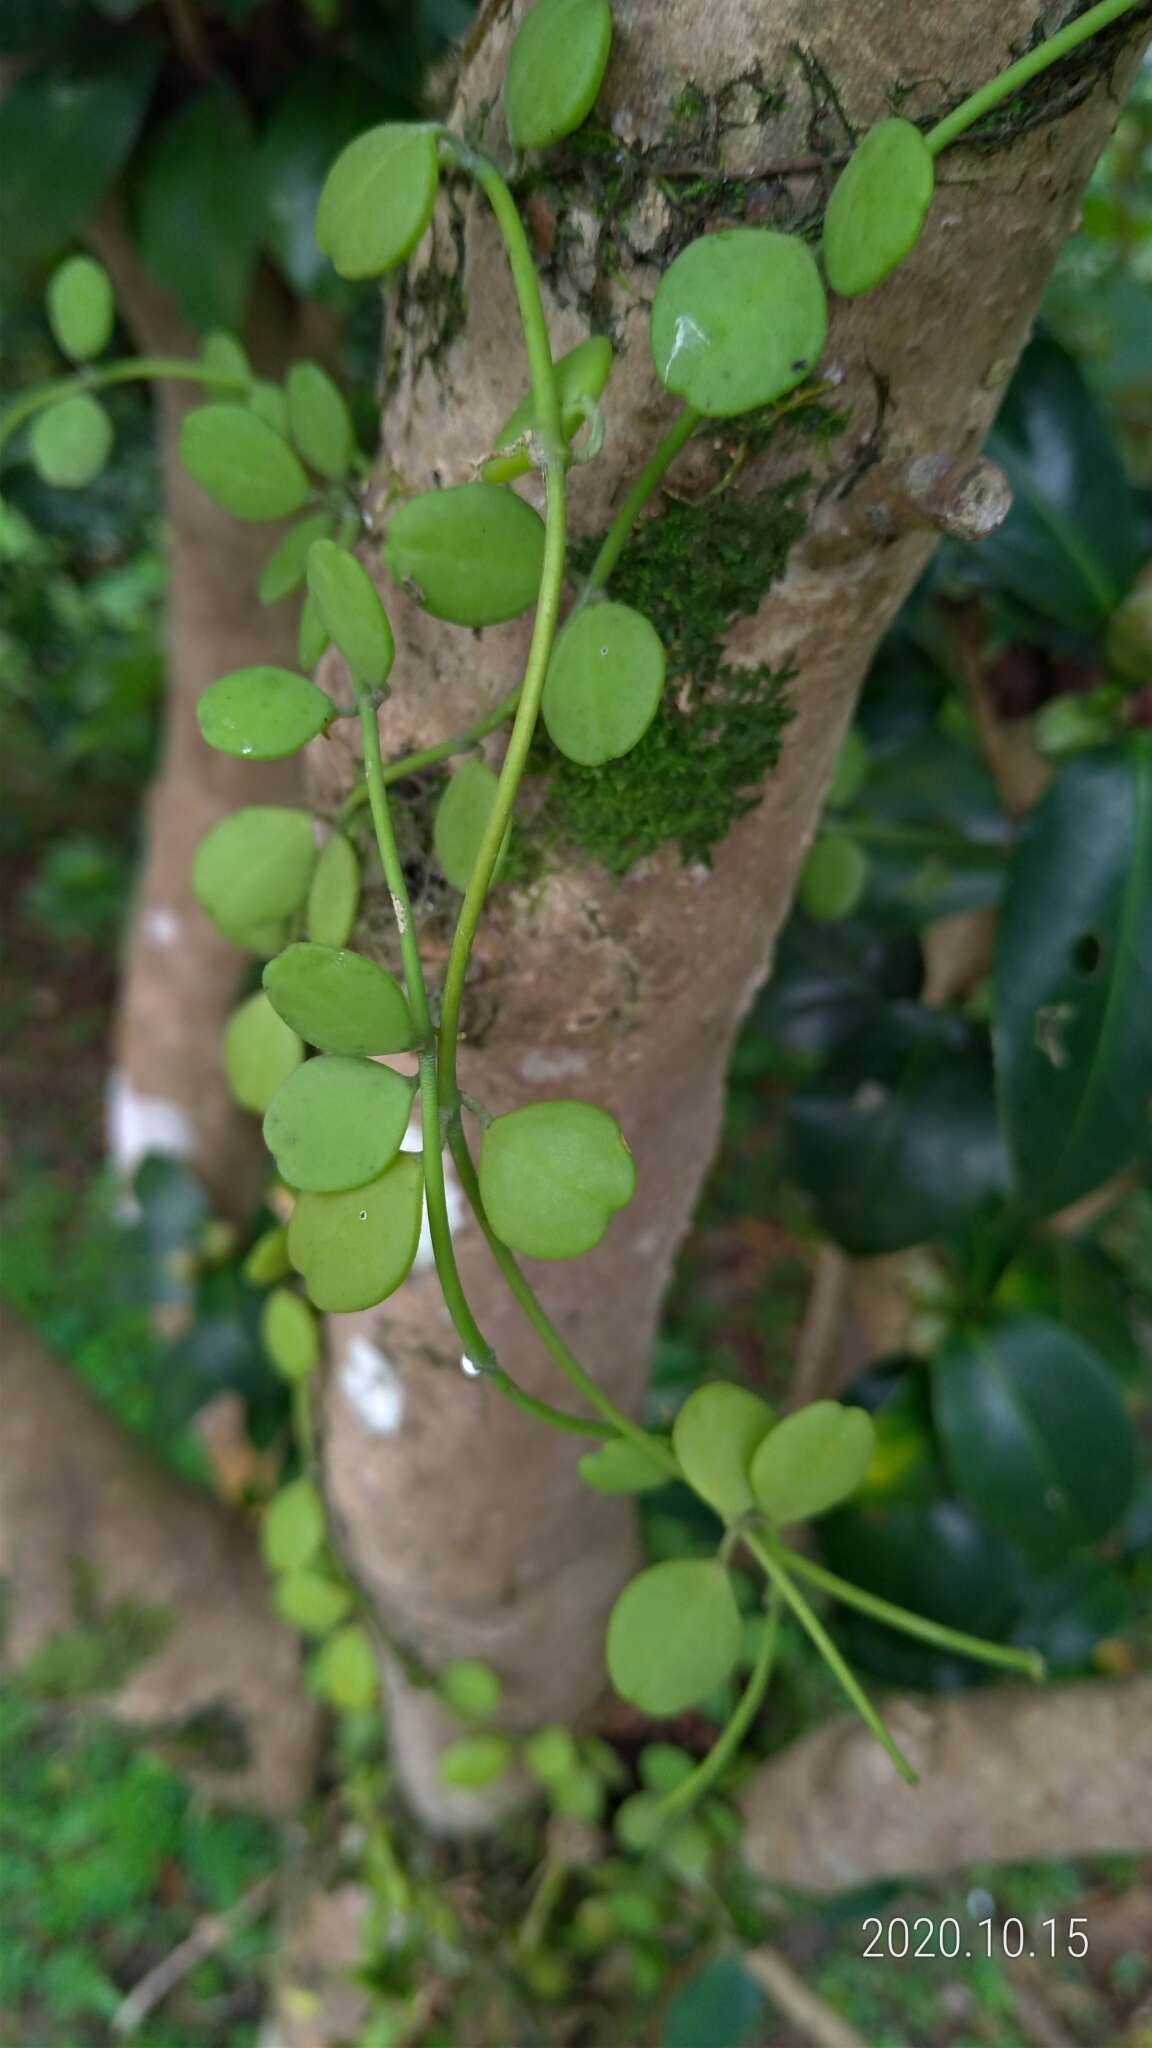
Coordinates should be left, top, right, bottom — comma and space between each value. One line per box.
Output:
740, 1678, 1152, 1891
307, 1, 1148, 1825
0, 1310, 315, 1812
88, 212, 312, 1218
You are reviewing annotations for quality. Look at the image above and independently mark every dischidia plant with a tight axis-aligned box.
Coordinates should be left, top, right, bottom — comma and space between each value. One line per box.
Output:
5, 0, 1144, 1804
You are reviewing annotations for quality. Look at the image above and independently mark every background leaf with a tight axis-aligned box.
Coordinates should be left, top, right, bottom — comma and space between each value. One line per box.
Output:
0, 40, 157, 272
132, 85, 264, 331
259, 62, 386, 298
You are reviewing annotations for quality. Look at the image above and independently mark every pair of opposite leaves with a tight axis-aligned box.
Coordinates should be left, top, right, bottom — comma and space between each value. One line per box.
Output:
604, 1384, 875, 1716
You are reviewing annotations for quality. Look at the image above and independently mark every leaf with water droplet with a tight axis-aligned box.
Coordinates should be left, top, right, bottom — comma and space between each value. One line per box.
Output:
651, 229, 826, 418
543, 601, 665, 766
198, 665, 333, 760
264, 942, 413, 1055
287, 1154, 424, 1311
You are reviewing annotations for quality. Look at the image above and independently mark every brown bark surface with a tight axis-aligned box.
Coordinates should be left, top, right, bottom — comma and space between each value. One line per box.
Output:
0, 1309, 315, 1811
305, 1, 1147, 1822
741, 1678, 1152, 1892
89, 215, 310, 1217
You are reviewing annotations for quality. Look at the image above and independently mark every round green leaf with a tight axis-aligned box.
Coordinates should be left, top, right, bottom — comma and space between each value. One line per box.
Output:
505, 0, 612, 151
606, 1560, 742, 1715
286, 360, 354, 479
243, 1224, 292, 1287
263, 1054, 414, 1193
385, 482, 546, 628
551, 1766, 605, 1822
932, 1315, 1137, 1565
638, 1743, 697, 1796
523, 1725, 579, 1786
828, 728, 869, 808
749, 1400, 875, 1524
262, 1477, 325, 1573
613, 1792, 665, 1852
224, 991, 304, 1113
440, 1660, 502, 1721
201, 330, 250, 383
46, 254, 114, 361
438, 1734, 513, 1789
275, 1569, 352, 1635
249, 379, 289, 436
315, 122, 440, 281
259, 511, 335, 606
193, 807, 316, 943
479, 1098, 635, 1260
264, 942, 413, 1056
484, 333, 614, 483
287, 1154, 425, 1312
297, 588, 330, 669
307, 831, 360, 947
651, 229, 827, 418
822, 119, 934, 299
180, 404, 311, 522
261, 1286, 320, 1382
672, 1382, 775, 1520
315, 1624, 378, 1711
198, 664, 333, 760
29, 393, 112, 489
543, 602, 665, 766
306, 538, 395, 687
433, 760, 502, 893
578, 1437, 668, 1494
798, 833, 868, 922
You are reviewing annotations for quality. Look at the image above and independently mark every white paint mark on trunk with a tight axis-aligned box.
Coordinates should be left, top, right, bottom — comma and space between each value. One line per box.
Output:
107, 1072, 198, 1174
144, 907, 181, 947
341, 1334, 404, 1434
519, 1049, 589, 1082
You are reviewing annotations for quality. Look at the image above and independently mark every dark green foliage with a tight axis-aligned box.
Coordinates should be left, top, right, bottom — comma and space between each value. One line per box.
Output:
533, 483, 805, 872
133, 86, 265, 332
0, 41, 157, 274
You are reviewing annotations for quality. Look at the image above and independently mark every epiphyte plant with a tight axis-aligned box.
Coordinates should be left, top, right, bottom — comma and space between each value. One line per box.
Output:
5, 0, 1143, 1801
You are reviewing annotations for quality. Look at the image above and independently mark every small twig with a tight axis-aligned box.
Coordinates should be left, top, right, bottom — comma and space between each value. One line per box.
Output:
161, 0, 216, 79
744, 1946, 869, 2048
112, 1875, 276, 2035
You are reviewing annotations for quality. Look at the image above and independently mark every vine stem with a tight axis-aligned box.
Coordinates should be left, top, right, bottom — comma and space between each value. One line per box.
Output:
782, 1548, 1046, 1680
924, 0, 1142, 156
748, 1536, 918, 1785
0, 357, 248, 456
339, 685, 522, 825
654, 1592, 782, 1822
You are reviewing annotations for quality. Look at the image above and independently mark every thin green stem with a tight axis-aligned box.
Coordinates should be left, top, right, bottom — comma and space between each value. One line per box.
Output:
355, 684, 434, 1040
783, 1549, 1045, 1680
339, 686, 522, 825
0, 356, 248, 455
749, 1537, 917, 1784
655, 1594, 781, 1822
517, 1854, 570, 1954
925, 0, 1142, 156
448, 1122, 678, 1473
581, 405, 701, 594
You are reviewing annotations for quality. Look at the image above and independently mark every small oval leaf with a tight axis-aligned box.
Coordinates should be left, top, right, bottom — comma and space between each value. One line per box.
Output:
224, 991, 304, 1113
261, 1286, 320, 1382
798, 833, 868, 922
263, 942, 413, 1056
259, 510, 335, 606
315, 122, 440, 280
479, 1099, 635, 1260
180, 403, 311, 521
307, 831, 360, 947
198, 664, 333, 760
275, 1569, 352, 1634
47, 254, 114, 361
263, 1054, 414, 1193
672, 1382, 776, 1520
306, 538, 395, 687
286, 360, 354, 479
543, 601, 665, 766
287, 1153, 425, 1312
440, 1660, 502, 1721
484, 334, 614, 483
505, 0, 612, 151
243, 1225, 292, 1287
438, 1734, 513, 1789
749, 1400, 875, 1524
578, 1437, 668, 1494
822, 119, 935, 298
385, 482, 546, 628
433, 759, 503, 893
193, 807, 316, 943
297, 588, 330, 669
606, 1559, 742, 1715
262, 1477, 325, 1573
315, 1624, 378, 1710
29, 392, 112, 489
651, 229, 827, 419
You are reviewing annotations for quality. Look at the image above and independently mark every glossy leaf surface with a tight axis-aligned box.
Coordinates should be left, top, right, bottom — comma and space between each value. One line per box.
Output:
287, 1154, 424, 1311
651, 229, 826, 418
264, 942, 413, 1056
197, 665, 333, 760
263, 1055, 414, 1193
385, 483, 546, 627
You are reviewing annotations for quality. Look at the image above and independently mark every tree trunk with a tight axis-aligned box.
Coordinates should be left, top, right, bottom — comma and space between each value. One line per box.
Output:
89, 213, 311, 1218
307, 1, 1148, 1825
740, 1677, 1152, 1891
